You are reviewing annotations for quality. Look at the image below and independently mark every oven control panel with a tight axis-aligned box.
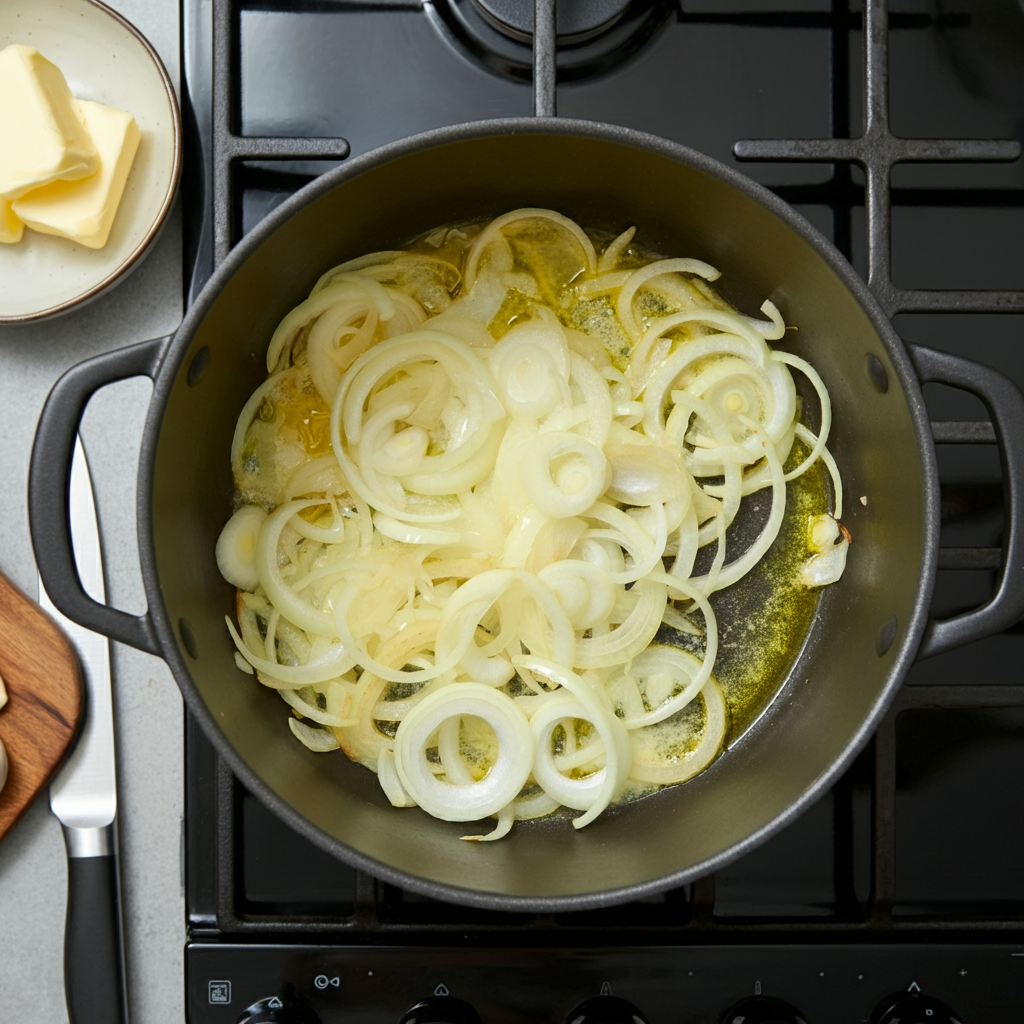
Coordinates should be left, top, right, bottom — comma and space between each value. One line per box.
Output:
187, 943, 1022, 1024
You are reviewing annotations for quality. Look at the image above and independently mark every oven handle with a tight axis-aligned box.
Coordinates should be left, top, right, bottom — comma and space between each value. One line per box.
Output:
908, 343, 1024, 659
29, 337, 171, 657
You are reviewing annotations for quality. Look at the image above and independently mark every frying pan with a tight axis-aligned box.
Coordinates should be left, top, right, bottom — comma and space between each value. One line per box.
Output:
28, 115, 1024, 911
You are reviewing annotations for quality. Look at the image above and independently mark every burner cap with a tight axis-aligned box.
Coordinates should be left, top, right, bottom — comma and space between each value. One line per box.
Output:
471, 0, 634, 45
431, 0, 670, 86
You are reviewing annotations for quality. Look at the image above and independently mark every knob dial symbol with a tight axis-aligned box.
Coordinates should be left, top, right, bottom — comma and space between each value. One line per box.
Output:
399, 995, 484, 1024
236, 994, 321, 1024
721, 995, 808, 1024
564, 995, 649, 1024
871, 991, 964, 1024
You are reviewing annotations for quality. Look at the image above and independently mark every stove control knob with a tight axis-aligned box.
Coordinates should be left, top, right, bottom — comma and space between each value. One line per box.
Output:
399, 995, 483, 1024
564, 995, 649, 1024
236, 995, 321, 1024
871, 991, 963, 1023
721, 996, 808, 1024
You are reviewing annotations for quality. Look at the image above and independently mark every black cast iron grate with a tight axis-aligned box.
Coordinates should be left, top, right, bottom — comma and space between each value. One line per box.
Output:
181, 0, 1024, 939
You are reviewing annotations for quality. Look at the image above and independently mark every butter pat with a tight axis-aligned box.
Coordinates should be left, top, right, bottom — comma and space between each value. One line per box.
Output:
13, 100, 140, 249
0, 198, 24, 244
0, 44, 98, 200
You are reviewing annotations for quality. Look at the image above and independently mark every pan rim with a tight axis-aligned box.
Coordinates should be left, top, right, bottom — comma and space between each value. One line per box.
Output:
139, 116, 939, 912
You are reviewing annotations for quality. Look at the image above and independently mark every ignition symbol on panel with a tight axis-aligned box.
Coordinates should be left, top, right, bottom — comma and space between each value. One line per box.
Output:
600, 982, 613, 996
208, 981, 231, 1005
269, 998, 284, 1009
435, 984, 450, 996
315, 975, 341, 990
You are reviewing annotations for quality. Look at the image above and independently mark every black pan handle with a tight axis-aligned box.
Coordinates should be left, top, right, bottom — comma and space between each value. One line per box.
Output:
29, 337, 171, 657
907, 343, 1024, 659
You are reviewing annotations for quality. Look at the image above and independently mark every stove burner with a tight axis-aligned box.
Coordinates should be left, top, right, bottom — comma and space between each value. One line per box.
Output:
429, 0, 670, 85
470, 0, 633, 45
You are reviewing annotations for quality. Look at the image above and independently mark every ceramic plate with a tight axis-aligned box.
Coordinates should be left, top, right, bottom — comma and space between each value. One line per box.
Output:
0, 0, 181, 322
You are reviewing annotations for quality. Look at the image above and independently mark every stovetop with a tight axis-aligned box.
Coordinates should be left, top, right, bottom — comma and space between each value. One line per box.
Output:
179, 2, 1024, 1022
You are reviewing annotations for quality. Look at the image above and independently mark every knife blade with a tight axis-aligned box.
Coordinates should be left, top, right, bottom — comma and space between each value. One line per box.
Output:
41, 435, 128, 1024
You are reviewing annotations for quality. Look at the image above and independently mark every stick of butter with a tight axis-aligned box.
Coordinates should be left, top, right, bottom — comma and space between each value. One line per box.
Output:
0, 198, 24, 244
0, 44, 99, 200
13, 100, 141, 250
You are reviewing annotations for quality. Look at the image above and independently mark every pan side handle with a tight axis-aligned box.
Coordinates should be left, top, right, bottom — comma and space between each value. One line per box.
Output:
29, 338, 171, 658
908, 343, 1024, 659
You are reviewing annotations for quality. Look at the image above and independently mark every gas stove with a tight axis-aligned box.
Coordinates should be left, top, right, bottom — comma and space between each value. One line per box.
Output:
179, 2, 1024, 1022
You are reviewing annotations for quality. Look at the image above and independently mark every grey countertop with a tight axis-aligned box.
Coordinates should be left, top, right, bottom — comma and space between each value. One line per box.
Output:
0, 2, 185, 1021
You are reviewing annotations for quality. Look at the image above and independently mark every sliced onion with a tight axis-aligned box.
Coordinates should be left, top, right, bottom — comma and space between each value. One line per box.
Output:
225, 208, 848, 844
512, 786, 560, 821
266, 275, 395, 372
255, 500, 338, 636
604, 443, 689, 507
520, 432, 610, 519
226, 617, 356, 687
581, 502, 665, 585
800, 537, 849, 586
745, 299, 787, 340
513, 656, 631, 829
378, 747, 417, 807
512, 570, 577, 668
643, 331, 796, 466
463, 208, 597, 291
288, 716, 341, 753
613, 645, 706, 730
373, 513, 460, 546
797, 424, 844, 519
530, 693, 610, 810
628, 571, 719, 727
538, 559, 617, 630
808, 513, 841, 553
597, 226, 636, 274
462, 803, 515, 842
216, 505, 268, 591
687, 420, 788, 596
435, 569, 516, 672
772, 350, 832, 481
574, 578, 667, 670
305, 288, 382, 402
628, 680, 727, 784
331, 330, 505, 522
277, 680, 353, 727
616, 258, 722, 339
488, 308, 571, 419
394, 683, 533, 822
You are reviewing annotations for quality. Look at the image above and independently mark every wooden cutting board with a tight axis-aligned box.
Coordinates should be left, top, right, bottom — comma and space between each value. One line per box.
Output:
0, 570, 84, 842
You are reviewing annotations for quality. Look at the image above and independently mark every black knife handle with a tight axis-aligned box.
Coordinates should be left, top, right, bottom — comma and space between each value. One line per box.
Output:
64, 833, 128, 1024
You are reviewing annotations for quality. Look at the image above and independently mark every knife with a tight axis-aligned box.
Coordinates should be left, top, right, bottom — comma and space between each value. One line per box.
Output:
41, 436, 129, 1024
